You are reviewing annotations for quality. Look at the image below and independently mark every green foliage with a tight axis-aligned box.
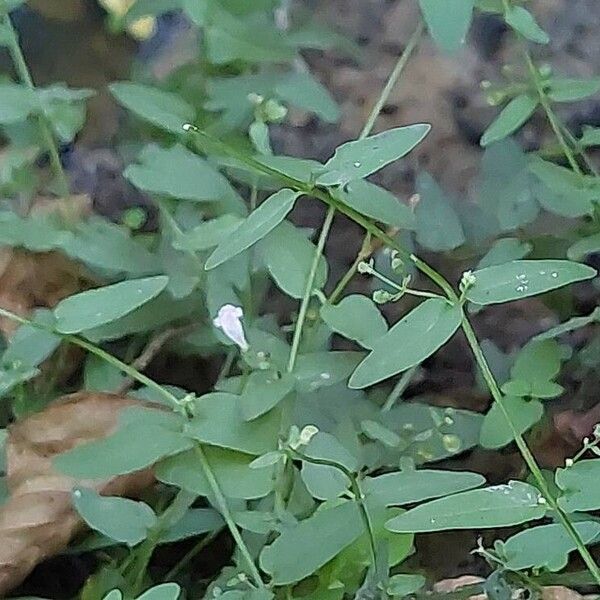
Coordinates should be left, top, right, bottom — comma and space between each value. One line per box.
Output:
1, 0, 599, 596
349, 298, 463, 388
386, 481, 547, 532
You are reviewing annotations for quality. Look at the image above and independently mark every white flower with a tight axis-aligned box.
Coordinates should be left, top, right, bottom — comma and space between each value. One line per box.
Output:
213, 304, 249, 352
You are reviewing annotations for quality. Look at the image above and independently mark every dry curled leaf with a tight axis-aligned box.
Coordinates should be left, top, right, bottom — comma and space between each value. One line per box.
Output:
0, 392, 156, 595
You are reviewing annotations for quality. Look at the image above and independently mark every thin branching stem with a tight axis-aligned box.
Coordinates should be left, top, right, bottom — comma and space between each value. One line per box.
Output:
1, 13, 70, 197
184, 129, 600, 584
0, 307, 267, 589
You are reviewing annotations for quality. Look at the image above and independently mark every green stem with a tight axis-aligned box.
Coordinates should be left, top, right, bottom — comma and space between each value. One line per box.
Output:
290, 449, 377, 569
0, 306, 266, 589
359, 20, 425, 140
381, 365, 418, 412
462, 316, 600, 585
194, 445, 266, 588
521, 49, 582, 176
287, 206, 335, 373
163, 529, 221, 581
1, 14, 70, 197
328, 233, 372, 304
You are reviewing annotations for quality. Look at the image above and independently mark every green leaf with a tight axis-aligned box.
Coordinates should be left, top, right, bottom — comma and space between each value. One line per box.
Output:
259, 221, 328, 299
54, 276, 169, 334
504, 6, 549, 44
386, 480, 546, 532
465, 260, 596, 305
173, 215, 243, 253
548, 78, 600, 103
364, 469, 486, 506
361, 420, 401, 448
579, 126, 600, 147
186, 392, 280, 454
387, 574, 427, 597
477, 139, 539, 231
125, 144, 234, 203
512, 339, 563, 384
110, 82, 194, 134
205, 10, 296, 65
419, 0, 475, 52
481, 95, 538, 147
0, 83, 37, 124
556, 460, 600, 512
534, 308, 600, 342
568, 232, 600, 261
477, 238, 532, 269
294, 351, 362, 393
84, 354, 128, 392
500, 521, 600, 572
137, 583, 181, 600
55, 409, 192, 478
240, 371, 295, 421
341, 179, 416, 229
72, 488, 157, 546
275, 72, 340, 123
530, 157, 596, 218
156, 447, 275, 499
160, 508, 224, 544
316, 124, 430, 186
300, 432, 358, 500
480, 396, 544, 449
415, 172, 465, 251
206, 189, 301, 269
3, 309, 60, 368
349, 298, 462, 389
320, 295, 388, 349
63, 217, 157, 276
259, 500, 363, 585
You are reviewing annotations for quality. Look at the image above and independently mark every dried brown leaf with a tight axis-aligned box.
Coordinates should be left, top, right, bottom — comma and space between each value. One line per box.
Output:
0, 392, 156, 595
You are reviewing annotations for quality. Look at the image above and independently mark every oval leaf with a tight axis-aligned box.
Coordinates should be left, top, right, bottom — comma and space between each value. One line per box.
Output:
185, 392, 280, 455
349, 298, 462, 389
54, 276, 169, 334
419, 0, 475, 53
156, 447, 275, 500
465, 260, 597, 305
479, 396, 544, 449
504, 6, 549, 44
259, 500, 363, 585
341, 179, 416, 229
320, 294, 388, 349
316, 124, 431, 186
364, 469, 486, 506
240, 371, 295, 421
386, 481, 546, 532
110, 82, 195, 134
72, 488, 157, 546
481, 95, 538, 147
556, 459, 600, 512
206, 189, 301, 269
501, 521, 600, 572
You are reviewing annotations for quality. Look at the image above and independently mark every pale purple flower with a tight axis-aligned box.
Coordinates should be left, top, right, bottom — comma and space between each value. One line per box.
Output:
213, 304, 249, 352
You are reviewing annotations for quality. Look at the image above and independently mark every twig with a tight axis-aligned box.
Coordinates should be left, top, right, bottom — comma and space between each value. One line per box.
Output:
116, 325, 196, 395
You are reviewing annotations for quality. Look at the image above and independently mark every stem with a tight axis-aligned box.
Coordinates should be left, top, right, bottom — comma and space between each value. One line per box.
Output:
194, 445, 266, 588
359, 20, 425, 140
462, 316, 600, 585
0, 306, 267, 589
522, 49, 582, 176
163, 529, 221, 581
1, 14, 70, 197
287, 206, 335, 373
381, 365, 418, 412
328, 233, 373, 304
290, 449, 377, 569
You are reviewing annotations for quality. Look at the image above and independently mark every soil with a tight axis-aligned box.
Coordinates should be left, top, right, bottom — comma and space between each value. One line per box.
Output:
3, 0, 600, 594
